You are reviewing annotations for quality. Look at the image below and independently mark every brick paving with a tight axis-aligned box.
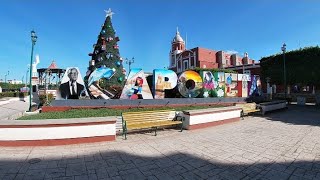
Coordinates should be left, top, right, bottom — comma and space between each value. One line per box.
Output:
0, 105, 320, 180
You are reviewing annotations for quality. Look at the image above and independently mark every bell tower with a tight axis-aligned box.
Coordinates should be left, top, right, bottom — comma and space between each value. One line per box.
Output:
171, 27, 185, 53
169, 27, 185, 69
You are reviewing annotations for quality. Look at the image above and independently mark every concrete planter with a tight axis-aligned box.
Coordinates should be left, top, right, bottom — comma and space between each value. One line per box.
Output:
259, 100, 287, 115
179, 106, 242, 130
0, 117, 117, 146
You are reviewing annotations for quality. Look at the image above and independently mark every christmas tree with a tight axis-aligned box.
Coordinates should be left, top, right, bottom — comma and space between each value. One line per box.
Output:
87, 8, 125, 99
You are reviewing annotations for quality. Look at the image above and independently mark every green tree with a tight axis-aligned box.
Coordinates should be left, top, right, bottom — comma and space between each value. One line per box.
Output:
260, 46, 320, 86
0, 82, 25, 90
87, 10, 125, 98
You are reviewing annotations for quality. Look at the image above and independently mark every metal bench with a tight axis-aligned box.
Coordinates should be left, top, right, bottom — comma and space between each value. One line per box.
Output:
121, 109, 183, 140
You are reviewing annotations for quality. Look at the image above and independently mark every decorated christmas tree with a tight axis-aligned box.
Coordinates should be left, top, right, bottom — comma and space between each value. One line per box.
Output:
86, 8, 125, 98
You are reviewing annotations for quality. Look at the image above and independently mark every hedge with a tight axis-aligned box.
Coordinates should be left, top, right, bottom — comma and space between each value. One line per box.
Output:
0, 83, 25, 90
0, 92, 28, 98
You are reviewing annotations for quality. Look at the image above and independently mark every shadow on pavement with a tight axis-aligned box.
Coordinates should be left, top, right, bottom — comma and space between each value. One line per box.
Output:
0, 149, 319, 179
259, 105, 320, 127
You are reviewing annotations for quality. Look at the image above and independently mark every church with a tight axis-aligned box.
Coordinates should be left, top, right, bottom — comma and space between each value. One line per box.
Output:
169, 28, 256, 73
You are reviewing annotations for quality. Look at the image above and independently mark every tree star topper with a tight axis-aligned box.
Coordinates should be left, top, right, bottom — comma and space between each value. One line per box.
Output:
105, 8, 115, 19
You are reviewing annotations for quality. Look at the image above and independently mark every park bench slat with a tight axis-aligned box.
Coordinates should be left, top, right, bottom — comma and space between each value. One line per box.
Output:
127, 123, 158, 129
122, 110, 175, 115
122, 114, 175, 119
126, 119, 176, 124
123, 115, 175, 120
155, 121, 182, 126
126, 120, 182, 127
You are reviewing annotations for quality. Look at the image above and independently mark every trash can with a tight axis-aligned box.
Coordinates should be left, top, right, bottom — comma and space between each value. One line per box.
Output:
19, 92, 26, 102
297, 96, 306, 106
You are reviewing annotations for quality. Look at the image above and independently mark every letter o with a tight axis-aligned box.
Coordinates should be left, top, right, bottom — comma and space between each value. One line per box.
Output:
177, 70, 203, 98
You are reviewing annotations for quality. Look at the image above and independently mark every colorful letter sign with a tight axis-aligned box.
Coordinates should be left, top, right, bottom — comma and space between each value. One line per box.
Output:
81, 66, 260, 99
153, 69, 178, 99
120, 68, 153, 99
177, 70, 203, 98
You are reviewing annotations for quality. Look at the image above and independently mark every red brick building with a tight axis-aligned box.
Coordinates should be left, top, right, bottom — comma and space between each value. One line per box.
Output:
169, 28, 256, 73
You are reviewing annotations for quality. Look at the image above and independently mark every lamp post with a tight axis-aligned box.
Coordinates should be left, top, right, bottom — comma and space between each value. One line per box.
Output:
29, 30, 37, 112
26, 66, 29, 87
125, 57, 134, 73
4, 71, 9, 83
281, 43, 287, 99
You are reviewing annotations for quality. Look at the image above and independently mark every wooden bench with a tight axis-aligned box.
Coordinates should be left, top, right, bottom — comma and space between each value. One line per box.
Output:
237, 102, 260, 119
121, 109, 184, 140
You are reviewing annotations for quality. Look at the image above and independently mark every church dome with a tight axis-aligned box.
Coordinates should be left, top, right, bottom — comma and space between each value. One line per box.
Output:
173, 28, 184, 43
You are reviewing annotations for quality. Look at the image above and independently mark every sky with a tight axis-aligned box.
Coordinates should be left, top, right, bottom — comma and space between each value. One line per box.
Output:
0, 0, 319, 82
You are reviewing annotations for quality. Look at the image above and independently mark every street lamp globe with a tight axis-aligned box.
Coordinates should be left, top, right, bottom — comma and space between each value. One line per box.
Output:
31, 30, 37, 43
281, 43, 286, 52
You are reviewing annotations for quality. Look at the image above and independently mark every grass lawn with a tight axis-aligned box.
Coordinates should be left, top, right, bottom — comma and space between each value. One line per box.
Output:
18, 105, 227, 120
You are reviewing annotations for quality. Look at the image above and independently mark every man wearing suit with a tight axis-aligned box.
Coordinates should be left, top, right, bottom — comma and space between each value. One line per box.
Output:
59, 68, 85, 99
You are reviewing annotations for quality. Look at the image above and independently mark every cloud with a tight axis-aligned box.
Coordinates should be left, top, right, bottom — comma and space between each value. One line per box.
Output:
225, 50, 239, 55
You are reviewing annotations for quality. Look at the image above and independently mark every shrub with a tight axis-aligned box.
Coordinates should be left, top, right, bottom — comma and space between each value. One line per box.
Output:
39, 94, 54, 106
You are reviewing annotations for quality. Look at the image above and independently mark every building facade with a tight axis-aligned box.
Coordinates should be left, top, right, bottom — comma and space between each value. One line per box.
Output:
7, 79, 23, 84
169, 29, 256, 73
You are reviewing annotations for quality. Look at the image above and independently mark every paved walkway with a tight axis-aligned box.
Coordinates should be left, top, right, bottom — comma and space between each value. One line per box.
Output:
0, 105, 320, 180
0, 93, 39, 120
0, 99, 29, 120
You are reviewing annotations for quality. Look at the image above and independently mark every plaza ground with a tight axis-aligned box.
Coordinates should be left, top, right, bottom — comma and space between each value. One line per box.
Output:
0, 99, 29, 120
0, 104, 320, 179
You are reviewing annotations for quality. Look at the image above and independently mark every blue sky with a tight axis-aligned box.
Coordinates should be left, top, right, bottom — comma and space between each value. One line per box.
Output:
0, 0, 319, 82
